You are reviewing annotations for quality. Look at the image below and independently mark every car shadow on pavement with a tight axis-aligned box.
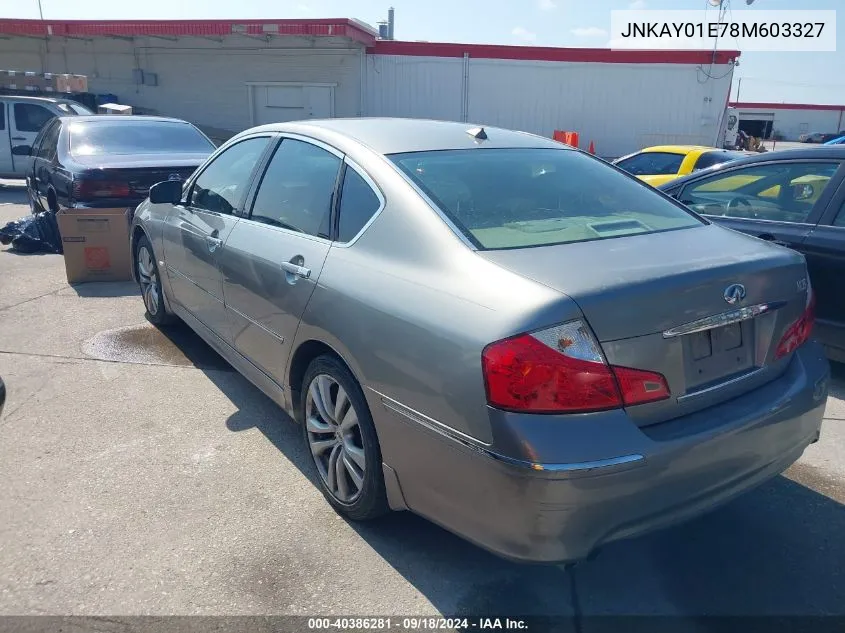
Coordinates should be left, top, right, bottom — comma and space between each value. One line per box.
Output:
0, 186, 28, 206
164, 322, 845, 623
67, 280, 141, 298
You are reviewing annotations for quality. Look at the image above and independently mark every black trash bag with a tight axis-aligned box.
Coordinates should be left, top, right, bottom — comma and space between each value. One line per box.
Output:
0, 212, 63, 254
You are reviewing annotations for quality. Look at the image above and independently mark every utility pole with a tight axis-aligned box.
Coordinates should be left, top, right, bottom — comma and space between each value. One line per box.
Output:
736, 77, 742, 101
37, 0, 44, 20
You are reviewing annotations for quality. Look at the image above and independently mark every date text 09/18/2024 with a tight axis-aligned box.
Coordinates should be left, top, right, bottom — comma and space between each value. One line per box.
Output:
307, 618, 528, 630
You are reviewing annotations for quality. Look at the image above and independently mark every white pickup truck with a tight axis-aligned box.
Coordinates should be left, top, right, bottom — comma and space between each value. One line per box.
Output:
0, 95, 93, 178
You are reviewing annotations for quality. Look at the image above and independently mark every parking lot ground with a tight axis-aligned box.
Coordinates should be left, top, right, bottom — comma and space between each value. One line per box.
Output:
1, 182, 844, 624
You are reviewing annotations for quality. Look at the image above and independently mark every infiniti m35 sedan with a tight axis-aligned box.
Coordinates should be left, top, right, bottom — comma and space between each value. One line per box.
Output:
131, 118, 829, 564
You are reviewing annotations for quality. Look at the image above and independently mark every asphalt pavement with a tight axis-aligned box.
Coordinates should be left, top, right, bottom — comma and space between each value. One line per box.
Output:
1, 182, 844, 626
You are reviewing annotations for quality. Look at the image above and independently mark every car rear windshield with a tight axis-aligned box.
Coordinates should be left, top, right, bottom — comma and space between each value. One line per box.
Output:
613, 151, 685, 176
56, 102, 94, 115
68, 121, 214, 156
389, 148, 703, 250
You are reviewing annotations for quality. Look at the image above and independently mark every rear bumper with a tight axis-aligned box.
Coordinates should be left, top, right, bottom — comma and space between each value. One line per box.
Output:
377, 342, 829, 563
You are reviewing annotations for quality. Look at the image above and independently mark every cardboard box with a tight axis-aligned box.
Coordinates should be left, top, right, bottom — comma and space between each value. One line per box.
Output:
54, 74, 87, 93
97, 103, 133, 115
57, 208, 133, 284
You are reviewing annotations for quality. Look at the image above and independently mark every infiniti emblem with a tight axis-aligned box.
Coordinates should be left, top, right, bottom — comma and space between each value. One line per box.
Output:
724, 284, 747, 305
168, 173, 182, 181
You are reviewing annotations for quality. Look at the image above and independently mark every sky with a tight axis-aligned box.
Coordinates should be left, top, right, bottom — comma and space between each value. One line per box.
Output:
2, 0, 843, 105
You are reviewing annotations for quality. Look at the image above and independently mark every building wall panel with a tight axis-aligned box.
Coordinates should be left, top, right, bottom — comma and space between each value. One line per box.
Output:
364, 54, 463, 122
0, 35, 363, 138
465, 59, 733, 158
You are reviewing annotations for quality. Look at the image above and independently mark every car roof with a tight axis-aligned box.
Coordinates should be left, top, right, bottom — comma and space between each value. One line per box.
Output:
238, 117, 570, 155
641, 145, 718, 154
0, 95, 75, 105
61, 115, 194, 124
658, 146, 845, 190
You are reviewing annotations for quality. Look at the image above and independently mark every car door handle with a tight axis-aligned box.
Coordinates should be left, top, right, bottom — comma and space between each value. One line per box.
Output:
280, 261, 311, 279
206, 236, 223, 252
11, 136, 26, 141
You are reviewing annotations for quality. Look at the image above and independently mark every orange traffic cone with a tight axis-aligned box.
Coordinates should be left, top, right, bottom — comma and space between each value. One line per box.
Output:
588, 140, 596, 154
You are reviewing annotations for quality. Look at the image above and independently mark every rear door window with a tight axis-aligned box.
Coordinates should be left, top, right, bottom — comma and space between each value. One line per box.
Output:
0, 103, 5, 130
249, 138, 342, 239
390, 148, 703, 250
614, 152, 684, 176
36, 120, 61, 161
678, 162, 841, 223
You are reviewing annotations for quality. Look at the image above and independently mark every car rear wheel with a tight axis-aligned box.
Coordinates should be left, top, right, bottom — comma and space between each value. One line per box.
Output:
301, 355, 389, 521
135, 236, 175, 326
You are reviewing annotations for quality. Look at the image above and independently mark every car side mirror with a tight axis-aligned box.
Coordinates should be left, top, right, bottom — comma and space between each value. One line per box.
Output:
11, 145, 32, 156
793, 183, 814, 201
149, 179, 183, 205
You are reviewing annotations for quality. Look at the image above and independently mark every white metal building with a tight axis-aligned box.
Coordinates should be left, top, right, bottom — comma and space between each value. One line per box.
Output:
0, 18, 739, 157
730, 101, 845, 141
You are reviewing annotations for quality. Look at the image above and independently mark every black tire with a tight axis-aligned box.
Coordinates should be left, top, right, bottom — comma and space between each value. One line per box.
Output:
300, 355, 389, 521
135, 235, 176, 326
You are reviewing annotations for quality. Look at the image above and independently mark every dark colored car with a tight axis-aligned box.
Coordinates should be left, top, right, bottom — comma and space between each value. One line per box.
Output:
24, 115, 215, 215
659, 146, 845, 363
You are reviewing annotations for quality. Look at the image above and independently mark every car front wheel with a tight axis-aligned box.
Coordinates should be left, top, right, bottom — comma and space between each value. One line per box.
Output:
135, 235, 175, 326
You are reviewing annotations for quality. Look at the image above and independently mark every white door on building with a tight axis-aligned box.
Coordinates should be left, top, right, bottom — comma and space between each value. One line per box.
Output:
250, 83, 335, 126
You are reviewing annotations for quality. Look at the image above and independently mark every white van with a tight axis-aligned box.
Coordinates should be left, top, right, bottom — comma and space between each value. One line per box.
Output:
721, 106, 740, 150
0, 95, 93, 178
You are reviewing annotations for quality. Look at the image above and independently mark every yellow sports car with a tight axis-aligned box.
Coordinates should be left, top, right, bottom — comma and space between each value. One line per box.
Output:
612, 145, 750, 186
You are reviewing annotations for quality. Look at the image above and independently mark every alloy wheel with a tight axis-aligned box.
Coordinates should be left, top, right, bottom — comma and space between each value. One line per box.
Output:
137, 245, 160, 316
305, 374, 367, 503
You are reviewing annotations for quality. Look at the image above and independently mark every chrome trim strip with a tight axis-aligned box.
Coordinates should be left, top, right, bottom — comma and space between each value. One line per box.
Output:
677, 367, 766, 404
376, 391, 645, 474
165, 265, 224, 305
226, 305, 285, 343
378, 394, 491, 447
663, 301, 786, 339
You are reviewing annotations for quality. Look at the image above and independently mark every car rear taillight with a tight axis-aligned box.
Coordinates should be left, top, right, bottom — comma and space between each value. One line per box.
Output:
73, 178, 131, 200
775, 285, 816, 360
482, 320, 670, 414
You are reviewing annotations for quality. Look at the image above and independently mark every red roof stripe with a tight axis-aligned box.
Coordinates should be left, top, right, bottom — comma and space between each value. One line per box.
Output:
731, 101, 845, 112
0, 18, 741, 65
0, 18, 377, 45
368, 40, 741, 65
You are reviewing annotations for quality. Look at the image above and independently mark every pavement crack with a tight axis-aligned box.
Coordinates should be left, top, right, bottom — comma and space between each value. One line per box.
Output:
0, 349, 204, 370
0, 286, 65, 312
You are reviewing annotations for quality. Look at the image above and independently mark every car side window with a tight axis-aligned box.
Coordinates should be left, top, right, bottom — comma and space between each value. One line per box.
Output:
615, 152, 684, 176
249, 138, 342, 238
833, 200, 845, 227
0, 103, 5, 131
337, 165, 382, 242
13, 103, 55, 133
189, 136, 270, 215
36, 120, 61, 161
693, 151, 747, 172
678, 162, 840, 224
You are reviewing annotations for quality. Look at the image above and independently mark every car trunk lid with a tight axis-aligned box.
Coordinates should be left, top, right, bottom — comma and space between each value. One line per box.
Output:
480, 224, 811, 423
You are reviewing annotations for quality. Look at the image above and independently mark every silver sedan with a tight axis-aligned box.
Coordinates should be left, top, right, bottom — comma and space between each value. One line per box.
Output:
131, 118, 829, 563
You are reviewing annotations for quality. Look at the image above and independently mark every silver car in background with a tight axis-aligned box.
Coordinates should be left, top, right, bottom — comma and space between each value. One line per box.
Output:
130, 118, 829, 564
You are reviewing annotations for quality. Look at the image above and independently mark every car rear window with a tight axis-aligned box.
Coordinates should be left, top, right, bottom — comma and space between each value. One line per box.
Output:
57, 102, 94, 115
389, 148, 703, 250
68, 121, 215, 156
614, 151, 685, 176
694, 151, 748, 171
